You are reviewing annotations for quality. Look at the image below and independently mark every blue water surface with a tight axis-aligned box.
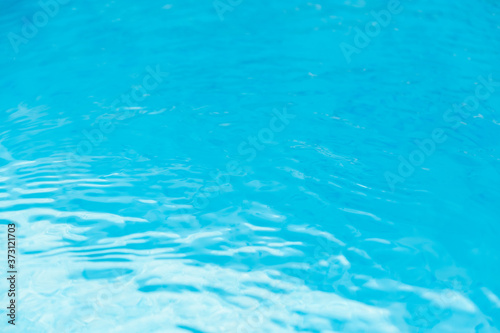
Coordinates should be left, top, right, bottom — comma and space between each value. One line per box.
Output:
1, 0, 500, 332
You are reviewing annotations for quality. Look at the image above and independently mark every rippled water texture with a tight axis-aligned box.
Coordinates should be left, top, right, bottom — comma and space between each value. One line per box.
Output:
1, 0, 500, 332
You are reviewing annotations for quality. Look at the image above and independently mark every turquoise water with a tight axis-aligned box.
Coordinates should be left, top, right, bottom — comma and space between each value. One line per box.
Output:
1, 0, 500, 332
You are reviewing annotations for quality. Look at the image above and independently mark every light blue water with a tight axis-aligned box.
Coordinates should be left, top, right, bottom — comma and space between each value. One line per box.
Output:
1, 0, 500, 332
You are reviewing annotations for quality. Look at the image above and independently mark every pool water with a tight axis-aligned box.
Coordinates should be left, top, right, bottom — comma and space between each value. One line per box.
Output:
1, 0, 500, 332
